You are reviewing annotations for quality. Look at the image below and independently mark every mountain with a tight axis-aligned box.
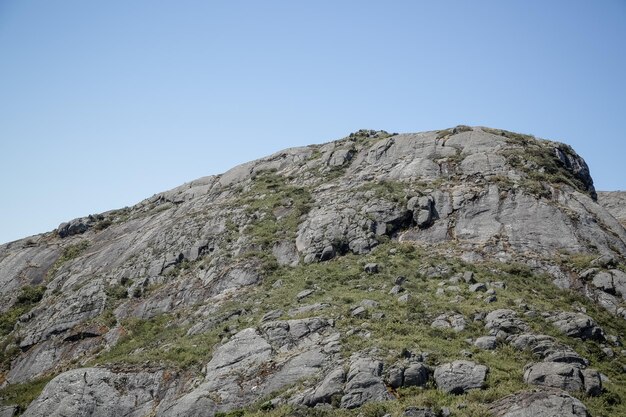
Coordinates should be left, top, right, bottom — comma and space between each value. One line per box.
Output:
0, 126, 625, 417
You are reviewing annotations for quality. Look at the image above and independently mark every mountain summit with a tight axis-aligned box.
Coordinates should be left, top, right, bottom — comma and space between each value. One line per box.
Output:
1, 127, 625, 417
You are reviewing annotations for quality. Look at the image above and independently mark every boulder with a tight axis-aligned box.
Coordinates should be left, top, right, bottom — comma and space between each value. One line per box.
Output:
431, 313, 466, 332
490, 389, 590, 417
434, 360, 488, 394
403, 363, 430, 387
546, 312, 605, 341
469, 283, 487, 292
485, 309, 529, 339
523, 362, 584, 392
340, 357, 392, 408
474, 336, 497, 350
303, 367, 346, 407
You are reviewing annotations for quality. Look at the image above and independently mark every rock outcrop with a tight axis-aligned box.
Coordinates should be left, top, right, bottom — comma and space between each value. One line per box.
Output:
1, 127, 625, 416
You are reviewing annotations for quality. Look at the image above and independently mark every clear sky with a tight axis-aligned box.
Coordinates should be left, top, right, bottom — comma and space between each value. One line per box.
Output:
1, 1, 625, 244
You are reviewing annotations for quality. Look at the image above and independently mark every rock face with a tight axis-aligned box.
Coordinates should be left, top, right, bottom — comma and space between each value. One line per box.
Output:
22, 368, 171, 417
1, 127, 626, 416
598, 191, 626, 227
490, 389, 590, 417
433, 360, 488, 394
340, 357, 393, 409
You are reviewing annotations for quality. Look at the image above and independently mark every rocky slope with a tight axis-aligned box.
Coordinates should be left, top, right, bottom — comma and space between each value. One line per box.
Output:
1, 126, 625, 417
598, 191, 626, 228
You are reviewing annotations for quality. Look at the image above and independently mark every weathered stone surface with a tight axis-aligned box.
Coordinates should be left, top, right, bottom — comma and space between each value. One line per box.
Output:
474, 336, 497, 350
509, 334, 588, 366
431, 313, 466, 332
598, 191, 626, 227
0, 406, 17, 417
490, 389, 590, 417
340, 357, 392, 409
57, 217, 92, 238
546, 311, 605, 341
591, 269, 626, 300
469, 282, 487, 292
158, 318, 337, 416
581, 368, 602, 396
434, 360, 488, 394
523, 362, 584, 392
22, 368, 168, 417
485, 309, 529, 339
4, 128, 626, 416
403, 363, 430, 387
272, 241, 300, 266
303, 367, 346, 407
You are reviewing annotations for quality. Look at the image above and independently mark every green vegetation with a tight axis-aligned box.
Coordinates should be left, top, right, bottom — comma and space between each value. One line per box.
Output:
240, 170, 313, 248
0, 375, 54, 413
435, 125, 472, 140
243, 241, 626, 416
47, 240, 90, 279
92, 313, 227, 371
483, 128, 592, 199
347, 129, 394, 146
357, 180, 409, 203
0, 285, 46, 337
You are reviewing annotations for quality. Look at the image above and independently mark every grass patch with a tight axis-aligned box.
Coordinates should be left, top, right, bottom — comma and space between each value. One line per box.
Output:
0, 374, 54, 413
0, 285, 46, 337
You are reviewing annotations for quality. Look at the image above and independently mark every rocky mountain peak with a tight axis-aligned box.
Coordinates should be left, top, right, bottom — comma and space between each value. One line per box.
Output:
0, 126, 625, 416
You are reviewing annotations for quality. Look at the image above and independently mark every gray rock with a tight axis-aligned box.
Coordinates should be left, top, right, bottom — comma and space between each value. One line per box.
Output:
463, 271, 476, 284
304, 367, 346, 406
272, 241, 300, 267
394, 276, 407, 285
364, 263, 380, 274
474, 336, 497, 350
0, 406, 17, 417
340, 357, 392, 408
490, 389, 590, 417
598, 191, 626, 227
320, 245, 336, 261
582, 368, 602, 396
523, 362, 584, 392
387, 366, 404, 389
403, 363, 430, 387
431, 313, 466, 332
57, 217, 92, 238
296, 289, 315, 300
469, 283, 487, 292
360, 299, 379, 308
389, 285, 403, 295
485, 309, 529, 339
592, 269, 626, 300
351, 306, 367, 318
547, 311, 605, 341
261, 310, 283, 322
22, 368, 168, 417
485, 295, 497, 303
398, 293, 411, 303
434, 360, 488, 394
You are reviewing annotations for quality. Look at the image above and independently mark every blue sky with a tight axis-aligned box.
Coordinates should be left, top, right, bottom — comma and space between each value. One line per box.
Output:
1, 1, 625, 244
